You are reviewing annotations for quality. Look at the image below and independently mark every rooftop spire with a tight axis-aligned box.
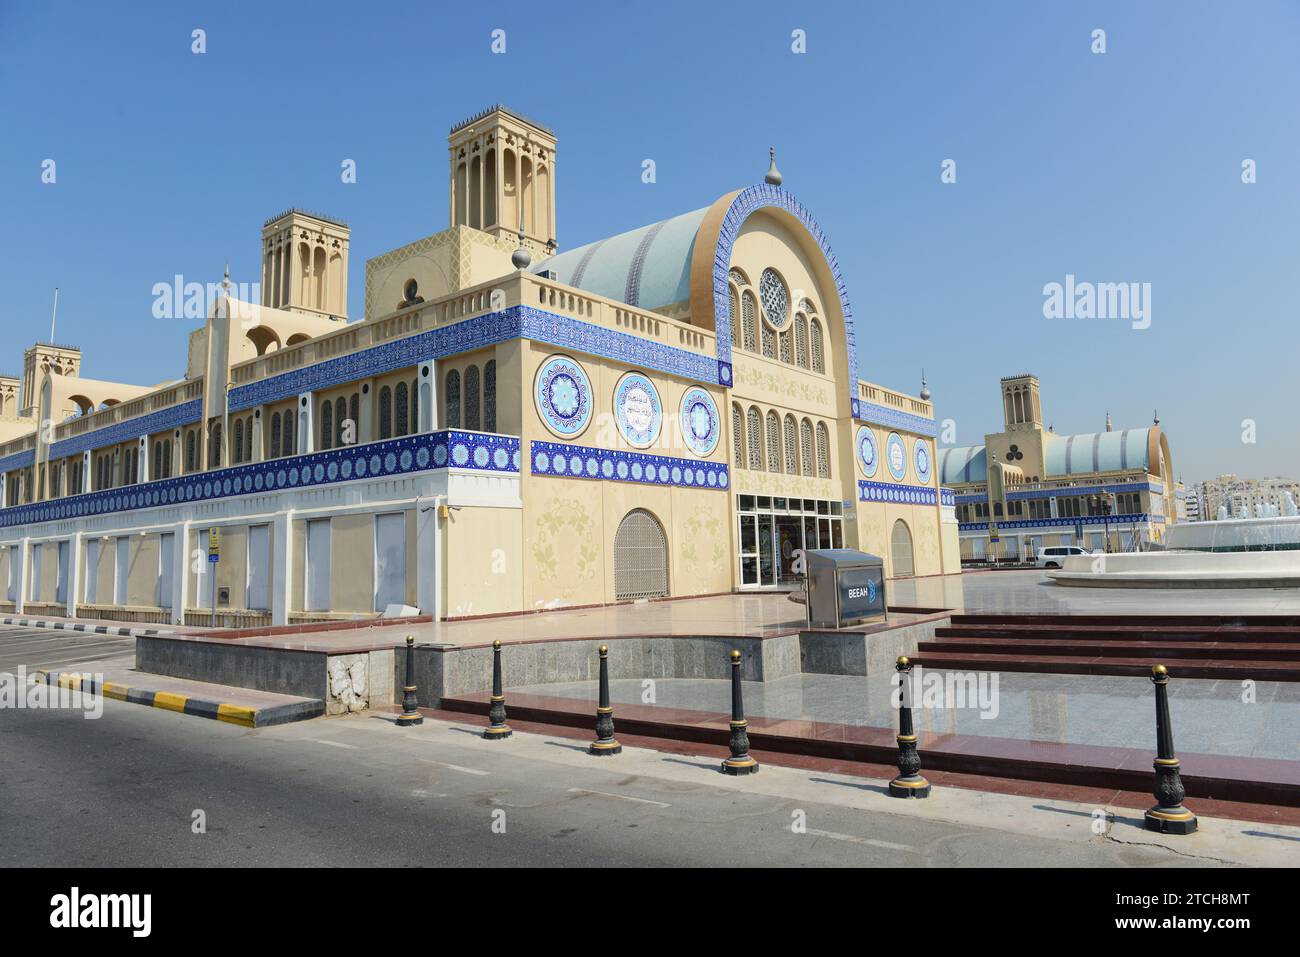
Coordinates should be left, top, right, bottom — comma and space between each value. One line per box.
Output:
919, 369, 931, 402
764, 146, 782, 186
1105, 410, 1113, 432
511, 210, 532, 270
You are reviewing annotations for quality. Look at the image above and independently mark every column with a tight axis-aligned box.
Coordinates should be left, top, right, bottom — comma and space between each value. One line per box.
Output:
418, 359, 437, 433
271, 509, 294, 627
138, 436, 150, 483
415, 490, 439, 619
170, 520, 189, 625
358, 382, 374, 445
65, 532, 81, 618
252, 408, 265, 462
14, 537, 29, 614
297, 393, 314, 454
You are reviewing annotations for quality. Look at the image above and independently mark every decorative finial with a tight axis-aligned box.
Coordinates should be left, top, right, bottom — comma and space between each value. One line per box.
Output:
1153, 409, 1160, 426
221, 262, 231, 292
764, 146, 782, 186
511, 209, 531, 270
1105, 410, 1113, 432
919, 369, 931, 402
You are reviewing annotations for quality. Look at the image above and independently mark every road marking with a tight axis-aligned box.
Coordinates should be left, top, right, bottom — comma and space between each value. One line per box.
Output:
567, 788, 671, 808
804, 827, 913, 852
307, 738, 358, 750
419, 759, 489, 776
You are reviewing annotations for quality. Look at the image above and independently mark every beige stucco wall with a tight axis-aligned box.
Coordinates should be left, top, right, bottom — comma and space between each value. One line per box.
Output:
444, 506, 523, 616
330, 513, 374, 614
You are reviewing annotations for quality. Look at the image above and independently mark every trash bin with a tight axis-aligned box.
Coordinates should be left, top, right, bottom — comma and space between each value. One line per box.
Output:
804, 549, 887, 628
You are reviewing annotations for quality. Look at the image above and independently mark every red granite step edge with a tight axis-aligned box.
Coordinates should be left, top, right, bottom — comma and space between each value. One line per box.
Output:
949, 613, 1300, 627
411, 705, 1300, 827
438, 691, 1300, 807
935, 625, 1300, 642
910, 651, 1300, 681
925, 638, 1300, 660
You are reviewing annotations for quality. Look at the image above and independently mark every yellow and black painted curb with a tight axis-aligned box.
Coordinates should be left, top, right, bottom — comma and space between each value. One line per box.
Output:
34, 670, 324, 728
1, 615, 170, 638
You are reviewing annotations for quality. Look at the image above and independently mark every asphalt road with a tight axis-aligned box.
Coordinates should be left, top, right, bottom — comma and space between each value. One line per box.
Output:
0, 692, 1223, 868
0, 624, 134, 676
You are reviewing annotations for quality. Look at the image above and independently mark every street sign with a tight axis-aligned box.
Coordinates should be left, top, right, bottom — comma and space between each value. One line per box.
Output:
208, 528, 220, 564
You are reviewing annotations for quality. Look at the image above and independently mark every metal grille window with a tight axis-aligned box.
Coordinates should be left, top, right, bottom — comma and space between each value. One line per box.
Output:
746, 408, 763, 471
810, 319, 825, 373
759, 268, 789, 327
741, 291, 757, 352
614, 509, 668, 601
732, 404, 744, 467
186, 430, 198, 471
335, 398, 347, 447
766, 411, 781, 472
349, 393, 359, 444
379, 387, 393, 439
784, 415, 798, 473
761, 325, 775, 359
891, 519, 915, 578
794, 316, 809, 368
465, 365, 481, 431
779, 330, 791, 364
281, 413, 295, 458
318, 402, 332, 451
484, 360, 497, 432
395, 382, 410, 437
800, 419, 814, 477
444, 370, 460, 428
816, 422, 831, 478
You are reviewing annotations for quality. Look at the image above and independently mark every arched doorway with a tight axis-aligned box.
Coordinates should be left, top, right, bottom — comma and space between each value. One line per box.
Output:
614, 509, 668, 601
890, 519, 914, 578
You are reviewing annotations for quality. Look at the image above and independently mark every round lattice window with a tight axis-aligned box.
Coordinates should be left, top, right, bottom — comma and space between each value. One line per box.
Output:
759, 268, 789, 329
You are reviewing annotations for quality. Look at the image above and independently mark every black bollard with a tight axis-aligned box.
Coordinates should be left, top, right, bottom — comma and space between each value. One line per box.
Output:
888, 655, 931, 798
1144, 664, 1197, 834
396, 635, 423, 727
483, 639, 512, 740
588, 644, 621, 756
721, 649, 759, 775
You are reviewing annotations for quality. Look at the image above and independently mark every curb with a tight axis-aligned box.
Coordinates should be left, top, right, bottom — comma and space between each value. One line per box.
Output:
35, 669, 324, 728
1, 615, 172, 639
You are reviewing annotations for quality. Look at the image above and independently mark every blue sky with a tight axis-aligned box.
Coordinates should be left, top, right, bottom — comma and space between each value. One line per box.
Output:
2, 0, 1297, 482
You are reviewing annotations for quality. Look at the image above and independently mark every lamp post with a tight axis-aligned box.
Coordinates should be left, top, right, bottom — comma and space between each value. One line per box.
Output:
1088, 494, 1114, 553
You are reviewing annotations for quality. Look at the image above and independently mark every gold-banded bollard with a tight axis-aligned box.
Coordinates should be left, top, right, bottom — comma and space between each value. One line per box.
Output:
483, 639, 512, 740
588, 644, 621, 756
396, 636, 423, 727
1144, 664, 1197, 834
888, 656, 931, 798
721, 649, 759, 775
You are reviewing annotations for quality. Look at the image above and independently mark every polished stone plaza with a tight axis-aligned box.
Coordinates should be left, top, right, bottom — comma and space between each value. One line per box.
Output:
512, 671, 1300, 761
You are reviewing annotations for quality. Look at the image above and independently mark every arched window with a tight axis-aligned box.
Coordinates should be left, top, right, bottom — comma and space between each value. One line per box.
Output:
784, 415, 798, 473
209, 424, 222, 467
766, 411, 782, 472
349, 393, 359, 444
741, 291, 757, 353
800, 419, 814, 477
445, 370, 461, 429
162, 439, 172, 478
891, 519, 915, 578
282, 410, 295, 457
761, 324, 775, 359
746, 407, 763, 471
810, 319, 825, 373
270, 412, 281, 459
732, 404, 744, 467
778, 330, 791, 364
152, 440, 162, 479
185, 430, 197, 472
464, 365, 481, 431
334, 397, 347, 447
484, 361, 497, 432
319, 401, 332, 451
816, 422, 831, 478
395, 382, 410, 437
613, 509, 669, 601
794, 315, 809, 368
410, 378, 419, 433
379, 386, 393, 440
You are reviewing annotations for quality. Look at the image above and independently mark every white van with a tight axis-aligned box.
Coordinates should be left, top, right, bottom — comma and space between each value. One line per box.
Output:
1035, 545, 1092, 568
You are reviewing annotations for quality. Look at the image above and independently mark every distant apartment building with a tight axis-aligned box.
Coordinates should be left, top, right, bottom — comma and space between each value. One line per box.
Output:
1197, 474, 1300, 520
